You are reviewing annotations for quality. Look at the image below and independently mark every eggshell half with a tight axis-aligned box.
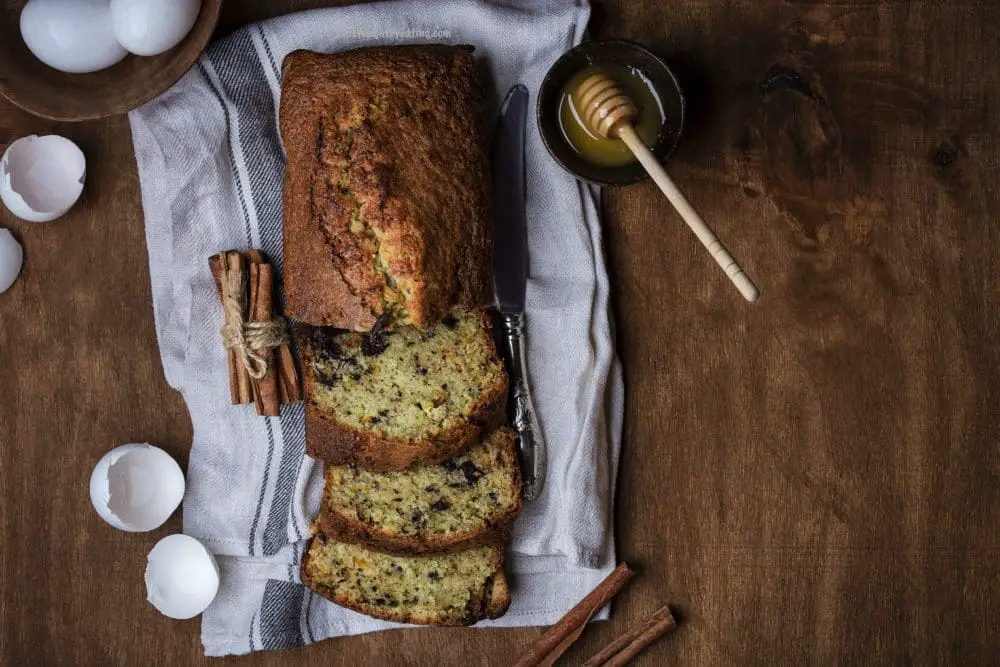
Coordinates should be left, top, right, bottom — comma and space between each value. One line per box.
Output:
0, 230, 23, 293
145, 534, 220, 619
0, 135, 86, 223
89, 443, 185, 532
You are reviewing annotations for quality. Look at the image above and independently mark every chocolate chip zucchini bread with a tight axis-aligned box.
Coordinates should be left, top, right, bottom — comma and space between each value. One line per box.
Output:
297, 308, 507, 471
319, 427, 521, 554
301, 533, 510, 625
281, 45, 492, 331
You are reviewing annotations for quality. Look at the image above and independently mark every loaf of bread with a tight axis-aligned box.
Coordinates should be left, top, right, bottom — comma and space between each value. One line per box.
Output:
296, 308, 507, 471
318, 427, 521, 554
280, 46, 493, 331
301, 533, 509, 625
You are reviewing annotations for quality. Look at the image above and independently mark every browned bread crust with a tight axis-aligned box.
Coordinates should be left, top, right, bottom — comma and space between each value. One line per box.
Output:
295, 310, 508, 472
484, 570, 511, 619
303, 384, 506, 471
280, 45, 492, 331
317, 509, 511, 556
317, 427, 522, 555
300, 534, 510, 626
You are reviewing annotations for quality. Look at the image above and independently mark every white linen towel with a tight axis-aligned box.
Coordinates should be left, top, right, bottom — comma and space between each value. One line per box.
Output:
128, 0, 623, 655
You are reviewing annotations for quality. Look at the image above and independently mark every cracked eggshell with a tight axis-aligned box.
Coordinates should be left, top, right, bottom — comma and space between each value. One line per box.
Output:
145, 534, 220, 620
0, 230, 23, 293
89, 443, 185, 532
1, 135, 86, 223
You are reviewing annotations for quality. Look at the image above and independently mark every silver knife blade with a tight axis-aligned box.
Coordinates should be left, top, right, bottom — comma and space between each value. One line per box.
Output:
491, 84, 546, 501
492, 84, 529, 314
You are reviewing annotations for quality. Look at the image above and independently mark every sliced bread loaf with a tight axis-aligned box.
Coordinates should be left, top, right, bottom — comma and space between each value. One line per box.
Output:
318, 427, 522, 554
297, 308, 507, 471
301, 533, 509, 625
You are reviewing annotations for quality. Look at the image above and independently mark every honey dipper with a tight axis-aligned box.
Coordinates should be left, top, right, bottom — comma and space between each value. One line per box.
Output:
573, 73, 759, 302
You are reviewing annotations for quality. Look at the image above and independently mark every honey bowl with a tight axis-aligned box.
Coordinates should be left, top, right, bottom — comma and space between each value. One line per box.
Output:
537, 40, 685, 186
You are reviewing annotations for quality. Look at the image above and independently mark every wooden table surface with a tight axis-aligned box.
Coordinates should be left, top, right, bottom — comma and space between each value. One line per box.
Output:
3, 1, 999, 665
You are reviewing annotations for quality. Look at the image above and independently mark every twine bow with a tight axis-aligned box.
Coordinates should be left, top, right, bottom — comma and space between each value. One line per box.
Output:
220, 262, 288, 380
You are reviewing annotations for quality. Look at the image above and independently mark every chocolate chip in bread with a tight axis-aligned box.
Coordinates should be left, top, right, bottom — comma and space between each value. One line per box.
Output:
296, 308, 508, 471
319, 427, 522, 554
301, 533, 510, 626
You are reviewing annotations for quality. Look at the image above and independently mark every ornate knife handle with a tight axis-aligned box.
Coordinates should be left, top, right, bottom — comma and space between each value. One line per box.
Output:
501, 312, 546, 500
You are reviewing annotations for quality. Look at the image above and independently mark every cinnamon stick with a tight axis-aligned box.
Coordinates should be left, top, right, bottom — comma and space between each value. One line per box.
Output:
245, 250, 300, 406
582, 605, 676, 667
246, 251, 281, 416
224, 251, 254, 404
512, 563, 635, 667
208, 254, 237, 403
247, 258, 264, 414
276, 343, 301, 404
209, 248, 300, 412
209, 252, 251, 404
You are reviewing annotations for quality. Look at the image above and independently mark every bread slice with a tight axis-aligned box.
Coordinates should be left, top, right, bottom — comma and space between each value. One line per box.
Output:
297, 309, 508, 471
318, 427, 522, 554
280, 46, 493, 331
301, 533, 510, 625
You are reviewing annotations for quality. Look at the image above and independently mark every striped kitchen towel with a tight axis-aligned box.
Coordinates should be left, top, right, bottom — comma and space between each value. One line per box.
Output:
129, 0, 623, 656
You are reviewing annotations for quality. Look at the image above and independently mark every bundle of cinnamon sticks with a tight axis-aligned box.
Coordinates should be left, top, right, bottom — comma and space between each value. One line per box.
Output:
512, 563, 676, 667
208, 249, 300, 417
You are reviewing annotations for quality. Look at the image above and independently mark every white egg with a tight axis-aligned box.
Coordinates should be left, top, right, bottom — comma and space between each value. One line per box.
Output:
110, 0, 201, 57
20, 0, 128, 74
0, 135, 86, 223
89, 443, 185, 532
0, 230, 24, 294
145, 534, 220, 619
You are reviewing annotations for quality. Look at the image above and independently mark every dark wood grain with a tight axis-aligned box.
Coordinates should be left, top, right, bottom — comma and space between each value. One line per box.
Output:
2, 1, 1000, 665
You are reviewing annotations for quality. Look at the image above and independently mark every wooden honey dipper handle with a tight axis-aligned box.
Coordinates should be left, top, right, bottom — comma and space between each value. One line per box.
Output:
574, 74, 760, 302
618, 125, 759, 301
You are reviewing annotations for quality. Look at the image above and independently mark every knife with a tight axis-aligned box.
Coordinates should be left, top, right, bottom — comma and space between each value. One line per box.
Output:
492, 84, 546, 501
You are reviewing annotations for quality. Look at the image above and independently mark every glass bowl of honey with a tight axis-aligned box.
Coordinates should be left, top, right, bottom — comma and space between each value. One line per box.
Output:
537, 40, 685, 186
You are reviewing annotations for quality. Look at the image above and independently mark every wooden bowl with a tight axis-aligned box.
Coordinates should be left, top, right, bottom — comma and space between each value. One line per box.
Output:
537, 39, 685, 186
0, 0, 222, 122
